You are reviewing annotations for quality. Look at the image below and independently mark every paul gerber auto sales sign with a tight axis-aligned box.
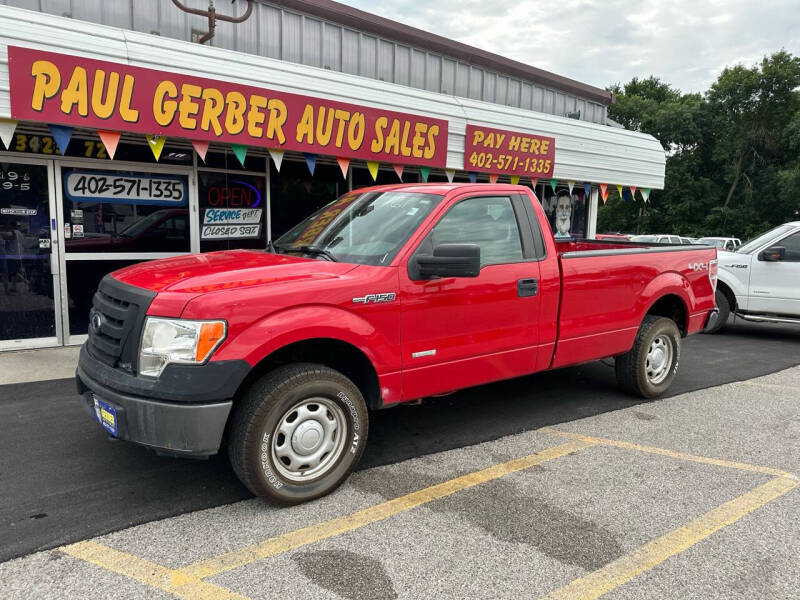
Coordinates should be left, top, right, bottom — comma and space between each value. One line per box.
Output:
7, 46, 448, 167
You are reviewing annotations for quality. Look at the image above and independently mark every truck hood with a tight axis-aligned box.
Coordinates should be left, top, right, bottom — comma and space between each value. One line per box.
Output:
112, 250, 358, 295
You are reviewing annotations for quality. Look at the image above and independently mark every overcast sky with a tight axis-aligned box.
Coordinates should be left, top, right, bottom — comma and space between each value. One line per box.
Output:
339, 0, 800, 94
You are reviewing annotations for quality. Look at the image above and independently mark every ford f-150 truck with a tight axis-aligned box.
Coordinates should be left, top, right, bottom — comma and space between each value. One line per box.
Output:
76, 183, 718, 503
705, 221, 800, 332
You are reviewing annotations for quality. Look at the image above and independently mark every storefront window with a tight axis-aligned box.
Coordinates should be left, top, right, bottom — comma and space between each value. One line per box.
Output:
0, 161, 56, 342
61, 167, 190, 254
538, 184, 588, 239
270, 160, 341, 238
66, 259, 143, 335
201, 149, 267, 172
198, 171, 267, 252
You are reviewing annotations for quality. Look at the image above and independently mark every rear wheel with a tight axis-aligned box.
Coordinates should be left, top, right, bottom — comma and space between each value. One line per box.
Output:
615, 316, 681, 398
229, 363, 368, 503
703, 289, 730, 334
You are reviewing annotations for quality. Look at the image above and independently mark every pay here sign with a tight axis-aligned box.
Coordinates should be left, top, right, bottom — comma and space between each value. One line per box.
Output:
464, 124, 555, 177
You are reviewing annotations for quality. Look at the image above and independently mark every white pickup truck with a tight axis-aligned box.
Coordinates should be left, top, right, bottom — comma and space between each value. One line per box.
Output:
706, 222, 800, 332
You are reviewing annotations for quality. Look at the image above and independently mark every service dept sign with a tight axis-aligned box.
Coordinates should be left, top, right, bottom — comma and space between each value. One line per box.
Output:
202, 208, 262, 240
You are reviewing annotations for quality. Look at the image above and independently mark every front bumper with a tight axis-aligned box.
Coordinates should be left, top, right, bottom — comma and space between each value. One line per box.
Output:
76, 343, 250, 456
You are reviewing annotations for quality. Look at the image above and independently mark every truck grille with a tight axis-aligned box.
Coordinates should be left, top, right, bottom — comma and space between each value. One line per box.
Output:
87, 275, 156, 372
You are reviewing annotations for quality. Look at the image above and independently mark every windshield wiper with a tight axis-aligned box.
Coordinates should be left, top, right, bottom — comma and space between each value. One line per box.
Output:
299, 245, 338, 261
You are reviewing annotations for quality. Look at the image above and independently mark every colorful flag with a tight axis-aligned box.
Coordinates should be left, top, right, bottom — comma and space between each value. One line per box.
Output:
97, 130, 121, 160
191, 139, 210, 162
231, 143, 248, 167
0, 119, 18, 149
337, 157, 350, 179
50, 124, 74, 155
145, 134, 166, 161
420, 166, 431, 182
303, 152, 316, 176
367, 160, 379, 181
269, 149, 284, 171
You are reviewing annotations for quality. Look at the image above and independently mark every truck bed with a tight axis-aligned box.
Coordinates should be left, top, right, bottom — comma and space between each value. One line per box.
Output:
549, 238, 717, 369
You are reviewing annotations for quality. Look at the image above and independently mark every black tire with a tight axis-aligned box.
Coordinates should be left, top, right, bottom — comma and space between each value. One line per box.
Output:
615, 316, 681, 399
228, 363, 368, 504
703, 289, 730, 334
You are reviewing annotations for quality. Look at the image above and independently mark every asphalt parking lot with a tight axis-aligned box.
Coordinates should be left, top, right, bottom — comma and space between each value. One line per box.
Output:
1, 321, 799, 599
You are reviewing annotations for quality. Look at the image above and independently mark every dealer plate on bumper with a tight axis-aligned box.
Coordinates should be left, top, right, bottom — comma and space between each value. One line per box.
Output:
93, 394, 118, 437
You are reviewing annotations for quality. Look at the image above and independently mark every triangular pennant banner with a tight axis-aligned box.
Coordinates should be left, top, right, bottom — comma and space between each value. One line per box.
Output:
303, 152, 316, 176
530, 177, 538, 189
231, 143, 248, 167
549, 178, 558, 192
445, 169, 455, 183
510, 175, 520, 185
145, 134, 166, 161
393, 164, 404, 181
191, 139, 210, 162
96, 130, 121, 160
419, 166, 431, 182
630, 185, 637, 199
599, 183, 608, 203
336, 157, 350, 179
0, 119, 18, 149
468, 172, 477, 183
568, 180, 575, 195
488, 174, 499, 184
584, 182, 591, 198
366, 160, 379, 181
616, 185, 624, 201
269, 149, 284, 172
50, 124, 74, 155
641, 188, 651, 203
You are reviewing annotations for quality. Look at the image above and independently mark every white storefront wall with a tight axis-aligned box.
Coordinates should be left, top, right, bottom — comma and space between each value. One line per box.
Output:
0, 5, 665, 190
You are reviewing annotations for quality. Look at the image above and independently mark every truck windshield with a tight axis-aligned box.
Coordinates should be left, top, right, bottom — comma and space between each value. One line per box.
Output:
274, 191, 443, 265
736, 224, 795, 254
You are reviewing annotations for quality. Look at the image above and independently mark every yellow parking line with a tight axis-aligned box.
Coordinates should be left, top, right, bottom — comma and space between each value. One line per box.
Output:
180, 439, 593, 580
542, 475, 798, 600
540, 428, 793, 477
61, 540, 250, 600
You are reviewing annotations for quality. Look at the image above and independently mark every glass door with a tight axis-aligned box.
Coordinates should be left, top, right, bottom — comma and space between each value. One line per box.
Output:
0, 157, 61, 350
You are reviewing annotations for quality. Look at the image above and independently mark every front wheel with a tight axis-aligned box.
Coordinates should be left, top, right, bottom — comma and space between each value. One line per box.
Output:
615, 316, 681, 398
228, 363, 368, 503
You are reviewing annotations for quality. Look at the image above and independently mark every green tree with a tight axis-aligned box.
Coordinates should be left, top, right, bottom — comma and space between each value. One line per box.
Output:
599, 53, 800, 239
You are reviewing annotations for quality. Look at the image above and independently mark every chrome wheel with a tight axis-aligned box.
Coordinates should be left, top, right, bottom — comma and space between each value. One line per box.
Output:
270, 397, 347, 482
645, 335, 673, 385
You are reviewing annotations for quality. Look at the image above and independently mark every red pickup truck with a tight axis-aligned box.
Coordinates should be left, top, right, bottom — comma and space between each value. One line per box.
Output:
77, 183, 718, 502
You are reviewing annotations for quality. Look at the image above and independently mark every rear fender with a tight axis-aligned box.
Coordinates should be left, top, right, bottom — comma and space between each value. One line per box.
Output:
639, 272, 693, 329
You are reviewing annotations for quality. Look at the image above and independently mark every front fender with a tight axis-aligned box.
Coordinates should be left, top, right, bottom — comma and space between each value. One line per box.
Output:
212, 304, 399, 374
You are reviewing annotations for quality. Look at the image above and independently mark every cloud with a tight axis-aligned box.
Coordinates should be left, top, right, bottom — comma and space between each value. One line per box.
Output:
339, 0, 800, 93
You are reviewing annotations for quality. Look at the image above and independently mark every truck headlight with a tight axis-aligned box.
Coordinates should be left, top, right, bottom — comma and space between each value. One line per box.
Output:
139, 317, 227, 377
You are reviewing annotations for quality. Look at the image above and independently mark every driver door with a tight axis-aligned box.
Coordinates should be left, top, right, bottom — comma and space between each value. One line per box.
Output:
748, 230, 800, 316
399, 193, 542, 400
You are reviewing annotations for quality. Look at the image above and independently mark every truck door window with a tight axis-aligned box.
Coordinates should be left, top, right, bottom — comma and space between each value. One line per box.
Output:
428, 196, 523, 266
779, 232, 800, 261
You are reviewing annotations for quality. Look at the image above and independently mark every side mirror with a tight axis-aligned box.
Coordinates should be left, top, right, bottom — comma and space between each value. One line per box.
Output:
759, 246, 785, 261
415, 243, 481, 279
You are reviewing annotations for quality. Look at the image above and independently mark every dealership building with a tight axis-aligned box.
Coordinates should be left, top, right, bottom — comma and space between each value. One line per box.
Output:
0, 0, 664, 350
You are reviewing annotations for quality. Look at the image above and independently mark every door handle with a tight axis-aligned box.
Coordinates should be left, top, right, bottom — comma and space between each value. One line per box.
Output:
517, 277, 538, 297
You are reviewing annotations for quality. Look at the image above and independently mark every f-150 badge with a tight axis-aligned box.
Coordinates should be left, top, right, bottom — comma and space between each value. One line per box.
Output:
353, 293, 396, 304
